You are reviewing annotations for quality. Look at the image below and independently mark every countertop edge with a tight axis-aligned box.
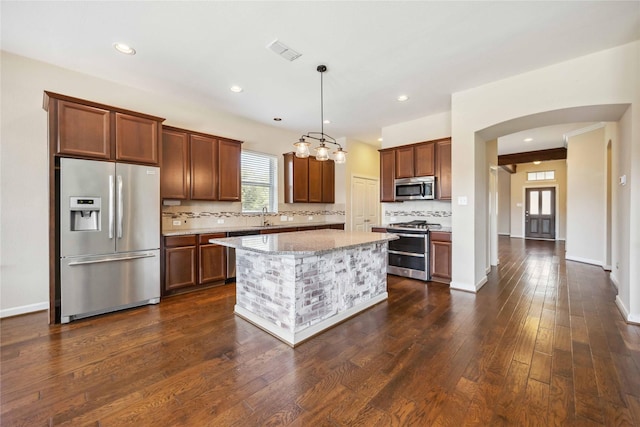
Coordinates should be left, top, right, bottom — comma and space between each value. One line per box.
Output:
209, 230, 398, 256
163, 221, 346, 237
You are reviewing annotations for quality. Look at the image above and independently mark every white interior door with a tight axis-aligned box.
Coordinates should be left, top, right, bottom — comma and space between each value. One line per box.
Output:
351, 176, 379, 231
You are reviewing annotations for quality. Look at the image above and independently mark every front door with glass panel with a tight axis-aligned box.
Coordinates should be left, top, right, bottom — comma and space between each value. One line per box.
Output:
525, 187, 556, 239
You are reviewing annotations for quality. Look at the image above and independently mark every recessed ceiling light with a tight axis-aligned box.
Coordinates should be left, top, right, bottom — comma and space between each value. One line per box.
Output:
533, 161, 541, 165
273, 117, 282, 122
323, 119, 331, 124
378, 138, 383, 142
397, 95, 409, 102
524, 137, 533, 142
230, 85, 243, 93
113, 43, 136, 55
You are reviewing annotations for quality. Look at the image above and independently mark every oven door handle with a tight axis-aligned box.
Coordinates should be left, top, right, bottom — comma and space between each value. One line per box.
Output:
389, 233, 428, 238
388, 250, 425, 258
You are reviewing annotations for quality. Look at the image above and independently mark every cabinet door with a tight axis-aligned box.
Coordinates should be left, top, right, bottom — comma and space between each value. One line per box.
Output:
436, 139, 452, 200
165, 246, 197, 291
56, 101, 111, 159
115, 113, 159, 165
414, 142, 435, 177
190, 134, 219, 200
430, 239, 452, 283
395, 146, 414, 178
199, 241, 226, 285
380, 150, 396, 202
161, 129, 189, 199
322, 160, 335, 203
292, 156, 309, 202
308, 158, 323, 203
218, 139, 242, 201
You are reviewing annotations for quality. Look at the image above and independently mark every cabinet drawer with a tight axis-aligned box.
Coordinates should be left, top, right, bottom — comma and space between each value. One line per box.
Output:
199, 233, 226, 244
430, 231, 451, 242
165, 234, 197, 247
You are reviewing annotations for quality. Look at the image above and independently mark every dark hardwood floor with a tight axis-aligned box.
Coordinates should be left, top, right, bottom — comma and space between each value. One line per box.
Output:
2, 237, 640, 426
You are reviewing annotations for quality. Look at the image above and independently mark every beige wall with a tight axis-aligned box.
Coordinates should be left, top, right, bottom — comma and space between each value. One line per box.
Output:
497, 168, 511, 235
566, 127, 606, 265
509, 160, 567, 240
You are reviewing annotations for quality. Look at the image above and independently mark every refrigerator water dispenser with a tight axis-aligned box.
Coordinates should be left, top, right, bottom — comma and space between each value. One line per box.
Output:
69, 197, 101, 231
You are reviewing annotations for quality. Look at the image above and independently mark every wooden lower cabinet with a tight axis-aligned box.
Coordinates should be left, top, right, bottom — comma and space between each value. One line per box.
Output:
163, 233, 227, 296
430, 231, 452, 283
198, 234, 226, 285
164, 235, 197, 292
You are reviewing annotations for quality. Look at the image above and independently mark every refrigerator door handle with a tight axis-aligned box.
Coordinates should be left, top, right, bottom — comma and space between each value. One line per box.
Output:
108, 175, 114, 239
117, 175, 123, 238
66, 252, 157, 266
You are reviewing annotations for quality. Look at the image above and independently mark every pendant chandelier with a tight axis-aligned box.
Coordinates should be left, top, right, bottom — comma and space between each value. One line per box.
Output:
293, 65, 347, 164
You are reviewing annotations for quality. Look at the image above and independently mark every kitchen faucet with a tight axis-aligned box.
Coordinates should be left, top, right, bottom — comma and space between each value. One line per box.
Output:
261, 207, 269, 227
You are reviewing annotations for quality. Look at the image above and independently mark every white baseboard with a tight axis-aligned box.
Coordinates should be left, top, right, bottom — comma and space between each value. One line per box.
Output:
486, 266, 491, 274
610, 273, 619, 289
510, 235, 524, 239
0, 302, 48, 319
603, 265, 612, 272
565, 255, 604, 267
450, 275, 487, 293
615, 296, 640, 325
498, 233, 510, 236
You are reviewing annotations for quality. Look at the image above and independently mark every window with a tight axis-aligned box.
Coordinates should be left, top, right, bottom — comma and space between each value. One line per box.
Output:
241, 150, 278, 212
527, 170, 555, 181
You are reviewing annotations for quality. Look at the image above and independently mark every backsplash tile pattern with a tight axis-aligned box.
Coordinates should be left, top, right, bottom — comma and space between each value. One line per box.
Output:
381, 200, 452, 227
162, 201, 345, 231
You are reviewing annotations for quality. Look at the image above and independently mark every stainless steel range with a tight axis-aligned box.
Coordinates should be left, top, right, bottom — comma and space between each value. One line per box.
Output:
385, 220, 441, 281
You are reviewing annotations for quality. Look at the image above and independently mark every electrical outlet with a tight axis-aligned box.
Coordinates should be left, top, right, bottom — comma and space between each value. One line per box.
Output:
308, 216, 313, 221
172, 220, 181, 226
280, 215, 288, 222
288, 216, 293, 221
217, 219, 224, 224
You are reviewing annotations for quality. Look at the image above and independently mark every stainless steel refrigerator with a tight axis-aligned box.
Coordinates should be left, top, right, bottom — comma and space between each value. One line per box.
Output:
59, 157, 160, 323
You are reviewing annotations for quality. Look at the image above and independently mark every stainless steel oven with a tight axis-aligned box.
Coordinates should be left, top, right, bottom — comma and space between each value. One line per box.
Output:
386, 225, 430, 281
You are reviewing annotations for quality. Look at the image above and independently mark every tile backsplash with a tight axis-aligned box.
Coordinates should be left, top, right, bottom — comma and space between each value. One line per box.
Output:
382, 200, 452, 227
162, 201, 345, 231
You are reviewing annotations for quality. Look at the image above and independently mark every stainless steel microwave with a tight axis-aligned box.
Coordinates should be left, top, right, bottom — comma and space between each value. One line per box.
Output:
395, 176, 435, 201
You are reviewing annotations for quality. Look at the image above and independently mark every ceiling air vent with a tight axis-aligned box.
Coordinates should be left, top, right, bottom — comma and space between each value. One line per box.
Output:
267, 39, 302, 62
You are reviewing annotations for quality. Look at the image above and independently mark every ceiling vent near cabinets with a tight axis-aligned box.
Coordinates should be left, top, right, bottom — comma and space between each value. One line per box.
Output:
266, 39, 302, 62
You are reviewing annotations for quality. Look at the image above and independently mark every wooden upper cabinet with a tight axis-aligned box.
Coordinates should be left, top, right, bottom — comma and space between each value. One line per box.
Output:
115, 113, 159, 165
284, 153, 309, 203
308, 158, 324, 203
161, 126, 243, 202
161, 128, 189, 199
436, 139, 452, 200
379, 149, 396, 202
414, 142, 435, 177
218, 139, 242, 201
395, 146, 415, 178
56, 101, 111, 159
322, 160, 335, 203
190, 134, 219, 200
283, 153, 334, 203
44, 92, 164, 164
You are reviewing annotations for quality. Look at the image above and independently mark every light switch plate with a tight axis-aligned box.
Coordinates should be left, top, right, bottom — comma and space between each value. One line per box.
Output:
457, 196, 468, 206
172, 220, 181, 226
217, 219, 224, 224
280, 215, 288, 222
288, 217, 293, 221
308, 216, 313, 221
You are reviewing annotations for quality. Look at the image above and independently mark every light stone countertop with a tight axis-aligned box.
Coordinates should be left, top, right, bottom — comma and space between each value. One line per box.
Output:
209, 229, 398, 256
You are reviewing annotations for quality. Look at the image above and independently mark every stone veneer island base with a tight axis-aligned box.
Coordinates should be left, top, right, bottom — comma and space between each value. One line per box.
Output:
210, 230, 398, 347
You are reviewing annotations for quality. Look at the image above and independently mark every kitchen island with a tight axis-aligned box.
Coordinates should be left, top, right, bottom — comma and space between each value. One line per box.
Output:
210, 229, 398, 346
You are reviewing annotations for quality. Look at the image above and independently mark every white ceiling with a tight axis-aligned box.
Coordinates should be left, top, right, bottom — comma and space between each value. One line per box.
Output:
498, 123, 594, 156
2, 1, 639, 146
